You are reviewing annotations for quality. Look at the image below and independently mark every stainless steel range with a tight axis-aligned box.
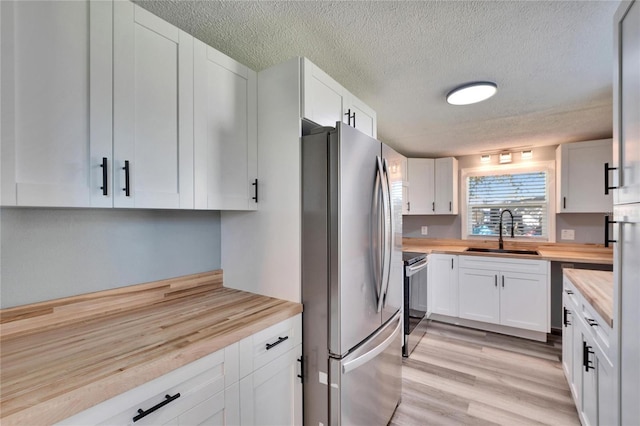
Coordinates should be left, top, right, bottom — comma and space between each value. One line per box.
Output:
403, 251, 429, 357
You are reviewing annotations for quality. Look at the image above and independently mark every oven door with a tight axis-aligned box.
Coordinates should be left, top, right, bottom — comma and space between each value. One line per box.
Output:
403, 258, 429, 357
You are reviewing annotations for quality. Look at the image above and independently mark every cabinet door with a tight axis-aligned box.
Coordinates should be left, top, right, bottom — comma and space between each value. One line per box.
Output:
596, 352, 615, 426
614, 0, 640, 205
1, 0, 112, 207
406, 159, 435, 215
557, 140, 613, 213
581, 335, 598, 426
429, 255, 458, 316
113, 3, 194, 209
499, 271, 548, 332
346, 92, 377, 138
239, 345, 302, 426
434, 157, 458, 214
169, 383, 240, 426
571, 317, 585, 414
561, 296, 574, 388
458, 268, 500, 324
302, 60, 345, 128
194, 40, 257, 211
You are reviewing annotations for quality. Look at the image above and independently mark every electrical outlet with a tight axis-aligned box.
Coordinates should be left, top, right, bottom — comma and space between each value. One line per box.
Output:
561, 229, 575, 240
421, 226, 428, 235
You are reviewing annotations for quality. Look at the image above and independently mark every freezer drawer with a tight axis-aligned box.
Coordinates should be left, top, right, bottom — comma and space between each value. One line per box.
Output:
329, 311, 402, 426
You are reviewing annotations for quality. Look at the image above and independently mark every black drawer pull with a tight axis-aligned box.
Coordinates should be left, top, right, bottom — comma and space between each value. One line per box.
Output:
252, 178, 259, 203
565, 289, 574, 295
582, 341, 594, 372
100, 157, 108, 196
604, 162, 618, 194
604, 215, 617, 247
563, 307, 571, 327
133, 393, 181, 422
123, 160, 131, 197
344, 109, 352, 126
266, 336, 289, 350
586, 318, 599, 327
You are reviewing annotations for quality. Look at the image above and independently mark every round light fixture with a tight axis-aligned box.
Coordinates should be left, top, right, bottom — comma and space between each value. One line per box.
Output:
446, 81, 497, 105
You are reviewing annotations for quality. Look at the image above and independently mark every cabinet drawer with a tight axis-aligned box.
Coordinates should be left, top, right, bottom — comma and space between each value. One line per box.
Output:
562, 278, 580, 308
581, 301, 612, 363
57, 345, 238, 426
459, 255, 547, 274
239, 315, 302, 379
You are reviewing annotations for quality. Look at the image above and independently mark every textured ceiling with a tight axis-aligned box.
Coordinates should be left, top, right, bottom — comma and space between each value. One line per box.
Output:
134, 0, 619, 158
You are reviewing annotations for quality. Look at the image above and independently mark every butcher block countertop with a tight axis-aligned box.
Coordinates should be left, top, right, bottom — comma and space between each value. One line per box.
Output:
403, 238, 613, 264
0, 270, 303, 425
563, 269, 614, 328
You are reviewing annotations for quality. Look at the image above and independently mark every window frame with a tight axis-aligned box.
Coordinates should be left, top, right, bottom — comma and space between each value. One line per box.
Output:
460, 160, 556, 242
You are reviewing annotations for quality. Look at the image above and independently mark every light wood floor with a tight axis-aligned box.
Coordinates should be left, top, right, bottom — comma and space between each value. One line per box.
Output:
390, 321, 580, 426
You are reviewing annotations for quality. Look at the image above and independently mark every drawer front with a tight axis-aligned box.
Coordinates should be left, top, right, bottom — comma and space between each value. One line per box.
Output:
459, 255, 547, 274
239, 314, 302, 379
581, 301, 612, 363
562, 278, 580, 308
57, 346, 235, 426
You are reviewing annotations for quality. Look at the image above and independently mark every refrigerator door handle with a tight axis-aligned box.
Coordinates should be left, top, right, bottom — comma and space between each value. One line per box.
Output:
377, 157, 391, 313
342, 315, 402, 374
372, 157, 384, 307
380, 158, 393, 308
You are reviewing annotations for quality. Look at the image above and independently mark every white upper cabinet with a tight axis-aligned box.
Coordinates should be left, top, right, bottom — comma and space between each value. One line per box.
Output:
556, 139, 613, 213
1, 0, 112, 207
113, 2, 194, 209
614, 0, 640, 205
434, 157, 459, 214
194, 40, 257, 211
406, 158, 435, 214
301, 59, 377, 138
405, 157, 458, 215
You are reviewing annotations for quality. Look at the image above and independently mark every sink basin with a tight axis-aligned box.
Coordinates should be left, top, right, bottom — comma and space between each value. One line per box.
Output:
465, 247, 540, 256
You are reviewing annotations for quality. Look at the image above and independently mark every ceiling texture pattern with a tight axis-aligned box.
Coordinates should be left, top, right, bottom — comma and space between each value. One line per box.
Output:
134, 0, 619, 157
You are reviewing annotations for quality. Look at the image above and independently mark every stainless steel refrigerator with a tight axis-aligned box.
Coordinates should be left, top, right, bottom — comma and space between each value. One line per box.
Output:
301, 122, 403, 426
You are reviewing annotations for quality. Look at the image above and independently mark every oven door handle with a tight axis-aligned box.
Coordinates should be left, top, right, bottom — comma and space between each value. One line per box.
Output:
406, 258, 428, 276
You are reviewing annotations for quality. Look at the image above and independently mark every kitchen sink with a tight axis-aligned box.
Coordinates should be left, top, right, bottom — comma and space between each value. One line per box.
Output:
465, 247, 540, 256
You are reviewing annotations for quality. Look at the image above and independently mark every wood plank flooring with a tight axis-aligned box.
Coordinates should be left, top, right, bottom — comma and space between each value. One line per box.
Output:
390, 321, 580, 426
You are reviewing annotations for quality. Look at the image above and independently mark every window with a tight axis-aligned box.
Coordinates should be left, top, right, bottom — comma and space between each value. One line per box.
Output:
461, 162, 555, 240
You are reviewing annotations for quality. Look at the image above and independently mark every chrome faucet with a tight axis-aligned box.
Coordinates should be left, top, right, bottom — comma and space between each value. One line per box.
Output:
498, 209, 515, 250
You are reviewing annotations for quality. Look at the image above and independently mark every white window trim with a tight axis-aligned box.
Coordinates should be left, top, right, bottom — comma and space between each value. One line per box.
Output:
460, 160, 556, 242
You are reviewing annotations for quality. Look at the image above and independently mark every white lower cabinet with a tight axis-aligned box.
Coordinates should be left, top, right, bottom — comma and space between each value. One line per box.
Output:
457, 256, 549, 333
56, 315, 302, 426
428, 254, 458, 316
562, 278, 616, 426
239, 346, 302, 426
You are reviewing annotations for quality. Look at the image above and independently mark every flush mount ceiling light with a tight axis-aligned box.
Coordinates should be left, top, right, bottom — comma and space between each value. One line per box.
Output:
446, 81, 498, 105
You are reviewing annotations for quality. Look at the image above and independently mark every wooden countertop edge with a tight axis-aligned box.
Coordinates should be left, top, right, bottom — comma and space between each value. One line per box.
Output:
563, 269, 614, 328
403, 238, 613, 264
0, 271, 303, 425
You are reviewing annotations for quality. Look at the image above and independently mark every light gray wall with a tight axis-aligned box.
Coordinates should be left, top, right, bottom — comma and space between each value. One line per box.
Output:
0, 208, 221, 308
403, 146, 607, 244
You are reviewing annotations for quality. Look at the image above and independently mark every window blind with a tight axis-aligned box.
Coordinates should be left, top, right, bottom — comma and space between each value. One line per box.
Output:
467, 171, 548, 238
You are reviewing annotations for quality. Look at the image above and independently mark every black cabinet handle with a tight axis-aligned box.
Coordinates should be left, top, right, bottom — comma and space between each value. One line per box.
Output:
133, 393, 181, 422
432, 201, 435, 212
252, 178, 258, 203
352, 112, 356, 128
604, 215, 617, 247
100, 157, 108, 196
123, 160, 130, 197
563, 307, 571, 326
563, 196, 566, 209
501, 275, 505, 288
407, 202, 410, 212
582, 341, 594, 372
586, 318, 599, 327
449, 201, 452, 212
344, 109, 351, 126
266, 336, 289, 350
451, 258, 453, 269
604, 162, 618, 194
494, 275, 497, 287
297, 356, 304, 383
565, 289, 574, 295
